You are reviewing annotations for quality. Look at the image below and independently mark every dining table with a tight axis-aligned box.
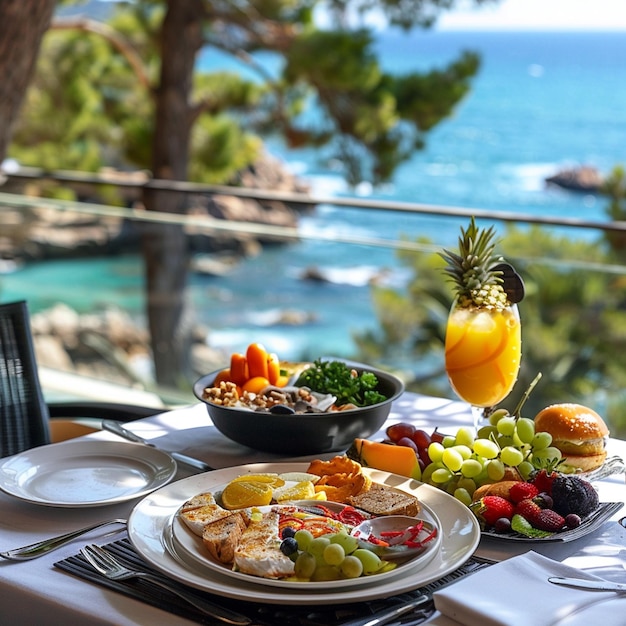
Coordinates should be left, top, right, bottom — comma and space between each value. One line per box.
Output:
1, 391, 625, 626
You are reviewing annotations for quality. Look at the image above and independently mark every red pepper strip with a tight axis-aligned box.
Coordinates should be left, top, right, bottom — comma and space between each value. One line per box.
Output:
405, 527, 438, 548
313, 504, 340, 520
366, 536, 390, 547
380, 530, 406, 538
338, 506, 367, 525
279, 516, 305, 532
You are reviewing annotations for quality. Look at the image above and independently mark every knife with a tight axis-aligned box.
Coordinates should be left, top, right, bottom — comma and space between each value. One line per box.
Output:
102, 420, 214, 472
548, 576, 626, 593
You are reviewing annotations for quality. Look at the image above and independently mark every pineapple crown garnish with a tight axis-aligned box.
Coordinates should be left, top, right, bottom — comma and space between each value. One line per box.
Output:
440, 217, 509, 310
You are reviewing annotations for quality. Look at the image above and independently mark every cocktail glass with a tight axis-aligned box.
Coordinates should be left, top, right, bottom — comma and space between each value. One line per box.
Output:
445, 301, 521, 431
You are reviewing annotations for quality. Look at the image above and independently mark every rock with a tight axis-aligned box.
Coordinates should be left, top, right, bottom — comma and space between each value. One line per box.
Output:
0, 152, 313, 263
30, 303, 227, 389
545, 166, 604, 193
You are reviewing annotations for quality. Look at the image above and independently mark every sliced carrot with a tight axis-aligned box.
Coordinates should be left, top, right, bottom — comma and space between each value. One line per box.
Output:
267, 353, 280, 385
230, 353, 249, 385
246, 343, 269, 379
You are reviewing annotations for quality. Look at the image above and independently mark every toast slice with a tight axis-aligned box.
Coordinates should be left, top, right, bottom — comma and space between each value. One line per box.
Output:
346, 483, 420, 517
179, 492, 240, 536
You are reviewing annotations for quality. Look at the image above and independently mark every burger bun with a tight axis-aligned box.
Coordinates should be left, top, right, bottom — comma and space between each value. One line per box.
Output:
534, 403, 609, 472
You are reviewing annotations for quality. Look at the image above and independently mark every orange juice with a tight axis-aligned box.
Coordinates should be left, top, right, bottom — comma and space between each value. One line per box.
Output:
445, 304, 521, 407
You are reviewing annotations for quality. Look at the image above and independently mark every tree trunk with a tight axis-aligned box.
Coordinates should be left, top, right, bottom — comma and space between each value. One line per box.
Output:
141, 0, 205, 387
0, 0, 56, 161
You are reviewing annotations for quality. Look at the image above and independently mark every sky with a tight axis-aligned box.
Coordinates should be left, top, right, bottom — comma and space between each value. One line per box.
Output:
437, 0, 626, 31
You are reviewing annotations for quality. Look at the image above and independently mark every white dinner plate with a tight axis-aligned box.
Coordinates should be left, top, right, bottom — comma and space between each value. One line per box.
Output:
171, 495, 442, 590
0, 440, 177, 507
128, 462, 481, 605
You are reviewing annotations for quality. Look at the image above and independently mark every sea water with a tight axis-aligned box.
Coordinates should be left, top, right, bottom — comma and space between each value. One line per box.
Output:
3, 30, 626, 360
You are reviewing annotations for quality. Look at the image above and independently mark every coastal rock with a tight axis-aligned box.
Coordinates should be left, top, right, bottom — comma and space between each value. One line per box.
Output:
0, 153, 312, 263
30, 303, 227, 389
545, 166, 604, 193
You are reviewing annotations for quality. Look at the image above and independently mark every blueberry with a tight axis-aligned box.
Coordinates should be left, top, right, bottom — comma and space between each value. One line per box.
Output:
280, 537, 299, 556
281, 526, 296, 539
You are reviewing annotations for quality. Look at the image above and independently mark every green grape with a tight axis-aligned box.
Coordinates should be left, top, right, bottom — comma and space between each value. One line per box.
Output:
456, 477, 477, 495
477, 425, 497, 439
323, 543, 345, 566
473, 438, 500, 459
488, 408, 509, 426
308, 536, 331, 560
454, 487, 472, 506
428, 442, 445, 463
495, 435, 514, 448
518, 460, 535, 480
500, 445, 524, 467
455, 427, 475, 448
340, 555, 364, 579
421, 462, 438, 485
294, 529, 314, 551
329, 531, 358, 554
442, 435, 457, 448
294, 552, 317, 578
516, 417, 535, 444
460, 458, 483, 478
532, 446, 562, 463
442, 448, 463, 472
431, 467, 453, 483
531, 431, 552, 451
446, 476, 461, 494
486, 458, 505, 481
311, 564, 341, 581
353, 549, 383, 575
454, 444, 472, 460
496, 416, 517, 436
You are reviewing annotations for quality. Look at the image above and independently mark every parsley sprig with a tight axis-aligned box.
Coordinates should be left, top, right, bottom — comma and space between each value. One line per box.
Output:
295, 359, 386, 407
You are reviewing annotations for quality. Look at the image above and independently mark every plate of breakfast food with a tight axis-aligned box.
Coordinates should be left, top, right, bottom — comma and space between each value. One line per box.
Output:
127, 459, 481, 605
171, 460, 442, 590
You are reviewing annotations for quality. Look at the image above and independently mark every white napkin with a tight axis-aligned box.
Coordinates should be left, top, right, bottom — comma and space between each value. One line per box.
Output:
433, 551, 626, 626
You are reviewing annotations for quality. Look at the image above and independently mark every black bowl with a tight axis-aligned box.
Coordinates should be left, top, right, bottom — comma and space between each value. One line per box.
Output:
193, 362, 404, 455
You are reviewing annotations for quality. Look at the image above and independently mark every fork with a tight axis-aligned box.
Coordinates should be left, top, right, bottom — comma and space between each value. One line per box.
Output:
80, 544, 251, 625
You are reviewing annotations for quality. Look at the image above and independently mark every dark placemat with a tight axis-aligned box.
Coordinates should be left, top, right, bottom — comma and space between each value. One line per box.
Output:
54, 537, 492, 625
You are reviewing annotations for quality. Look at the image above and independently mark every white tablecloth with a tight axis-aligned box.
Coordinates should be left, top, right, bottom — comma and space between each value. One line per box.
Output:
0, 393, 624, 625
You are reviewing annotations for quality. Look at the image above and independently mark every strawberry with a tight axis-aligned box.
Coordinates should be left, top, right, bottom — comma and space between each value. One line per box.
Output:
471, 495, 515, 527
509, 482, 539, 504
530, 469, 558, 495
515, 498, 565, 532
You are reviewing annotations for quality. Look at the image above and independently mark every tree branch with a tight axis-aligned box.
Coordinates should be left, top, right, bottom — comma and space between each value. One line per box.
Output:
50, 17, 151, 91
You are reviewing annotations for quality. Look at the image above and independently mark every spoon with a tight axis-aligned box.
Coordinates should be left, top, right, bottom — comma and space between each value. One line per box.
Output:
0, 519, 127, 561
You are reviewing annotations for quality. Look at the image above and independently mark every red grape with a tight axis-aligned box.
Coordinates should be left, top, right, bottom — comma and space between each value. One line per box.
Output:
397, 437, 419, 453
386, 422, 415, 443
412, 429, 431, 449
417, 447, 431, 468
430, 428, 445, 444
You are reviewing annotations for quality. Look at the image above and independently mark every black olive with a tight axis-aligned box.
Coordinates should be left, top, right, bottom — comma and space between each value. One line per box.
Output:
269, 404, 296, 414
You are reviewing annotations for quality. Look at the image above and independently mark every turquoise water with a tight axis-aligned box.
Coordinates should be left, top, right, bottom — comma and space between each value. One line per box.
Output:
3, 30, 626, 360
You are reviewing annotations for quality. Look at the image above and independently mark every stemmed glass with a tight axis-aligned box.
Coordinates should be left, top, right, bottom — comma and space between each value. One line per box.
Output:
445, 299, 522, 432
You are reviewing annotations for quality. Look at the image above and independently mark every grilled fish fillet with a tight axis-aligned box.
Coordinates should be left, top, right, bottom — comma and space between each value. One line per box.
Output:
234, 510, 295, 578
202, 512, 248, 564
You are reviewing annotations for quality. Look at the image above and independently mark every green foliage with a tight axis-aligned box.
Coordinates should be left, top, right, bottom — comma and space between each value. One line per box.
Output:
355, 224, 626, 437
10, 0, 486, 189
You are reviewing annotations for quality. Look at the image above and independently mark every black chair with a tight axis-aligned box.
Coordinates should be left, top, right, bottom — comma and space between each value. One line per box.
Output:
0, 300, 162, 458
